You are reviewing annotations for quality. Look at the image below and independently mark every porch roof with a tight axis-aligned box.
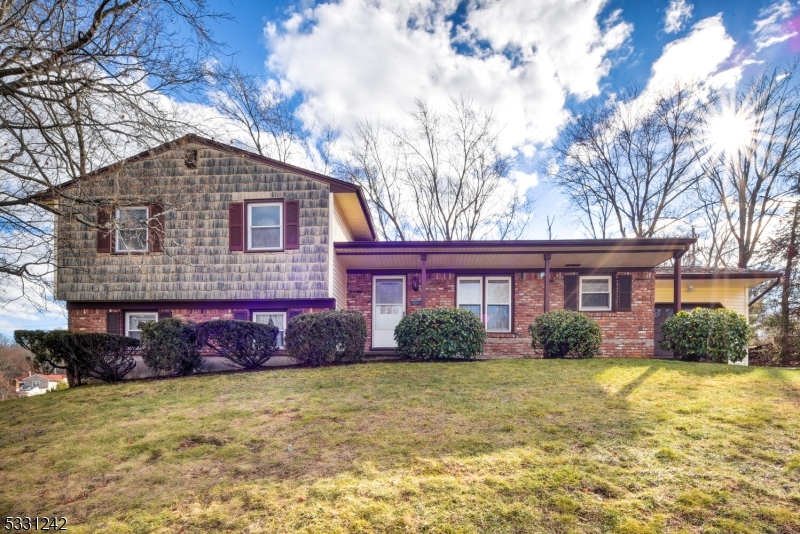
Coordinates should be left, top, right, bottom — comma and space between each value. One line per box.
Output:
334, 238, 697, 271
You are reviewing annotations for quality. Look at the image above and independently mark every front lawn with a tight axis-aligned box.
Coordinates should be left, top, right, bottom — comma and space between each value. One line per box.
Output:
1, 359, 799, 533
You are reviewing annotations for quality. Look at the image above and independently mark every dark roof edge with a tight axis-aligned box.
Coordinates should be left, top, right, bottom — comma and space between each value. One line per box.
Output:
38, 134, 377, 240
656, 271, 783, 280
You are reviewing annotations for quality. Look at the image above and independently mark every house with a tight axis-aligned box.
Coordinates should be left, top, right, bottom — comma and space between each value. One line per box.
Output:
15, 372, 68, 396
50, 135, 780, 365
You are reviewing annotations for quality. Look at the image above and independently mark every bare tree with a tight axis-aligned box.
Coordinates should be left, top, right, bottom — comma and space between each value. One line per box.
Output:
0, 0, 221, 308
552, 82, 710, 238
208, 64, 311, 164
704, 65, 800, 268
338, 97, 532, 241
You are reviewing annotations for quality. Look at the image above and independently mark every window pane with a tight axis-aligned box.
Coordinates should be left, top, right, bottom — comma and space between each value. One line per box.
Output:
487, 305, 510, 331
582, 279, 609, 293
118, 207, 147, 224
582, 293, 609, 308
458, 280, 481, 305
486, 280, 509, 305
251, 205, 280, 227
117, 229, 147, 251
375, 280, 403, 304
459, 304, 481, 317
254, 313, 285, 330
127, 313, 156, 339
251, 227, 281, 249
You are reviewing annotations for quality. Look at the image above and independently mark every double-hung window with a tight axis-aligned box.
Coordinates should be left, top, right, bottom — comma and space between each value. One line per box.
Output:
125, 312, 158, 340
579, 276, 612, 311
457, 276, 512, 332
253, 312, 287, 349
247, 202, 283, 250
115, 206, 149, 252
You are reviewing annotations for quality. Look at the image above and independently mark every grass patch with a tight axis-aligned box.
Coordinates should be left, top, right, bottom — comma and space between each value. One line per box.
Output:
1, 359, 799, 532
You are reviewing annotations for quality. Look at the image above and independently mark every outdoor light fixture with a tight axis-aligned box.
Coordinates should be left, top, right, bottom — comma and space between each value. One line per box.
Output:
687, 285, 695, 293
412, 275, 420, 291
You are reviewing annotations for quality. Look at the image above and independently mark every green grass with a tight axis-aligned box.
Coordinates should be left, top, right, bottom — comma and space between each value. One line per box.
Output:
1, 359, 799, 533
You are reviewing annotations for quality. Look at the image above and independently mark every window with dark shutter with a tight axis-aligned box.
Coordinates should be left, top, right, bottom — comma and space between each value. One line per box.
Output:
564, 275, 579, 311
106, 312, 121, 334
149, 204, 165, 252
618, 275, 632, 312
229, 202, 244, 251
97, 206, 111, 253
285, 200, 300, 250
233, 311, 248, 321
158, 311, 173, 321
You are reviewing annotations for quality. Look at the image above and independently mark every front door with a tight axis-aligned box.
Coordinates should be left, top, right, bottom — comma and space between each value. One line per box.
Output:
373, 276, 406, 348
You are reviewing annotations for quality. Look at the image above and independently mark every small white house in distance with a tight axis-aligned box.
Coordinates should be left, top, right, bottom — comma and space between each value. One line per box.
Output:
15, 372, 68, 397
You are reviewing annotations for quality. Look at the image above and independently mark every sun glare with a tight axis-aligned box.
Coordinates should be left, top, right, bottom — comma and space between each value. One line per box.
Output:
705, 106, 754, 157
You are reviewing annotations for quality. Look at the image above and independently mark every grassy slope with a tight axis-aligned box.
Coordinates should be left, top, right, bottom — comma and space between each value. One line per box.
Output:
1, 359, 799, 533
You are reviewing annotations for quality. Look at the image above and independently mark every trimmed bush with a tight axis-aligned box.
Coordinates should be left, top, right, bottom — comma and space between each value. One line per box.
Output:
394, 307, 486, 360
529, 310, 602, 359
196, 319, 278, 370
72, 333, 139, 382
660, 308, 750, 363
284, 310, 367, 366
140, 318, 204, 376
15, 330, 89, 386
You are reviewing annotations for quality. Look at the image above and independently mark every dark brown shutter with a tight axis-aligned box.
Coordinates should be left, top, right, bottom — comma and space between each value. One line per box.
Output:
106, 312, 121, 334
618, 275, 632, 312
149, 204, 165, 252
97, 206, 111, 253
229, 202, 244, 251
288, 310, 302, 322
564, 275, 579, 311
285, 200, 300, 250
233, 311, 248, 321
158, 311, 173, 321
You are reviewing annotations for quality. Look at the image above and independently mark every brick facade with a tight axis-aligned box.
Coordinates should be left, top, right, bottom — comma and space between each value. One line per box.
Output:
346, 270, 655, 358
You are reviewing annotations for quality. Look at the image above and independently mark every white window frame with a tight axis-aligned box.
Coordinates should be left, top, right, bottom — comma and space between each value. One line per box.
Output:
456, 276, 513, 333
579, 275, 613, 312
125, 312, 158, 339
115, 206, 149, 253
252, 311, 287, 349
484, 276, 512, 333
247, 202, 283, 251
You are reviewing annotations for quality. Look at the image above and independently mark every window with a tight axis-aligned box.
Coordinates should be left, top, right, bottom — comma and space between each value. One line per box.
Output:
125, 312, 158, 340
115, 206, 149, 252
457, 276, 512, 332
32, 380, 40, 388
580, 276, 612, 311
248, 202, 283, 250
253, 312, 287, 348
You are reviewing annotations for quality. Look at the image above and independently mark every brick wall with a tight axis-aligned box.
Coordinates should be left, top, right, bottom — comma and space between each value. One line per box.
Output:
346, 270, 656, 358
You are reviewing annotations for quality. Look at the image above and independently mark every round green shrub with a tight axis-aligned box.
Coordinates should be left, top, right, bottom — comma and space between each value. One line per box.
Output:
394, 307, 486, 360
284, 310, 367, 366
140, 318, 204, 376
660, 308, 750, 363
528, 310, 602, 358
196, 319, 278, 370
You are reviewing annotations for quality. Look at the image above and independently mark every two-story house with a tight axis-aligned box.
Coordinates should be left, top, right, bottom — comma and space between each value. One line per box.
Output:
53, 135, 780, 363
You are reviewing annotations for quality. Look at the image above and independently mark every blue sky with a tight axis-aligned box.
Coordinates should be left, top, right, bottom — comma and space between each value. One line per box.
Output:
3, 0, 800, 337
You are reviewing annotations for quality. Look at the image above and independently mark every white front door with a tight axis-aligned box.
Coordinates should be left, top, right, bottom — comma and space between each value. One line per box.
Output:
372, 276, 406, 348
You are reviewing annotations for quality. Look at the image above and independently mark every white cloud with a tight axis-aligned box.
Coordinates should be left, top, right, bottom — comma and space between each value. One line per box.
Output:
264, 0, 632, 157
752, 0, 796, 50
664, 0, 693, 34
648, 15, 736, 90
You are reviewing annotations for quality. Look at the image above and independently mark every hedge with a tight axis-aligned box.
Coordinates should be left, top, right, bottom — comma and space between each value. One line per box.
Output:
660, 308, 750, 363
140, 318, 204, 376
529, 310, 602, 359
394, 307, 486, 360
284, 310, 367, 366
196, 319, 278, 369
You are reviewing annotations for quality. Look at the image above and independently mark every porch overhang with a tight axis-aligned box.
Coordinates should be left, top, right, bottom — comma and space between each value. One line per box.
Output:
334, 238, 697, 271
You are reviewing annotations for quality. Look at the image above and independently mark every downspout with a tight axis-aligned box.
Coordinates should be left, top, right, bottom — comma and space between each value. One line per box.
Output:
749, 276, 782, 307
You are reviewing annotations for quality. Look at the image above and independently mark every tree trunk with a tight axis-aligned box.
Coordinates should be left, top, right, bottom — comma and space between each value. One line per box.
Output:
780, 203, 800, 362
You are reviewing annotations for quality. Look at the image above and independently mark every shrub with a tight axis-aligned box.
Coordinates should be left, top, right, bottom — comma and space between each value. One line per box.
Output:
394, 307, 486, 360
54, 381, 69, 391
284, 310, 367, 366
196, 319, 278, 370
528, 310, 602, 359
140, 318, 204, 376
14, 330, 88, 386
660, 308, 750, 363
72, 333, 139, 382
